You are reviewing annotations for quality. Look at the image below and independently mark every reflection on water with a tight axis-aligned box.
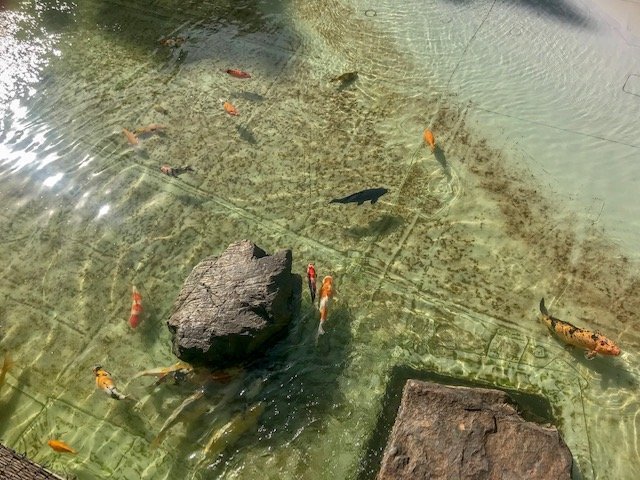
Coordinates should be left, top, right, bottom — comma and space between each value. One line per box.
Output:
0, 0, 639, 479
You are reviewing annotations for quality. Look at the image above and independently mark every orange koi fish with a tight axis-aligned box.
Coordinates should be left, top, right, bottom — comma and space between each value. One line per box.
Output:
317, 276, 334, 335
226, 69, 251, 79
93, 365, 127, 400
423, 128, 436, 152
223, 101, 239, 116
306, 263, 317, 303
47, 439, 77, 454
122, 128, 139, 146
129, 286, 143, 329
539, 298, 621, 360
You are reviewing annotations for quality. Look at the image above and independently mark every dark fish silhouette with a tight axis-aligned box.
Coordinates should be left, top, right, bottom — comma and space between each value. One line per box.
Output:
330, 71, 358, 83
330, 187, 388, 205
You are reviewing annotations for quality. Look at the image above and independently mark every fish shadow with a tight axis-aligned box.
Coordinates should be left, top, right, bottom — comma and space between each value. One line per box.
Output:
162, 301, 354, 476
433, 146, 452, 181
566, 348, 637, 390
335, 78, 358, 92
0, 368, 31, 439
345, 214, 405, 238
231, 91, 265, 103
236, 125, 258, 145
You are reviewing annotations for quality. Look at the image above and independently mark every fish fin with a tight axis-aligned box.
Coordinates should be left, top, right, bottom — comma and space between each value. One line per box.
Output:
153, 374, 170, 387
584, 350, 597, 360
357, 200, 365, 205
539, 298, 548, 316
370, 198, 378, 204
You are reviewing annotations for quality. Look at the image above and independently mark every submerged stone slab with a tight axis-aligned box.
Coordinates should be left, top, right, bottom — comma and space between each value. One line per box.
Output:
167, 240, 301, 367
377, 380, 572, 480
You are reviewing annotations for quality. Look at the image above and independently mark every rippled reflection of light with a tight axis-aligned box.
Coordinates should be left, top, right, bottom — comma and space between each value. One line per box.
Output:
96, 204, 110, 218
42, 172, 63, 187
0, 10, 58, 117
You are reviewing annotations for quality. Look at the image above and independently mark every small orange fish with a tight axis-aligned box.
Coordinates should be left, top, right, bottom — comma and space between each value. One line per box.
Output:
226, 69, 251, 79
423, 128, 436, 152
318, 276, 334, 335
223, 101, 239, 116
122, 128, 139, 146
306, 263, 317, 303
129, 286, 143, 329
93, 365, 127, 400
48, 439, 77, 454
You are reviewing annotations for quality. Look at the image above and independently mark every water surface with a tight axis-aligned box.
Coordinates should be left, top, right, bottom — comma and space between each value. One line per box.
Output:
1, 0, 639, 479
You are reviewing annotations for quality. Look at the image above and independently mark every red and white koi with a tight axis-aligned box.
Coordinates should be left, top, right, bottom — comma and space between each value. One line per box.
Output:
129, 286, 143, 329
539, 298, 621, 360
160, 165, 194, 177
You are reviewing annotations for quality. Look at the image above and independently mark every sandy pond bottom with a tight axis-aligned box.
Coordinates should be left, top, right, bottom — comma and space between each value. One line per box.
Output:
0, 0, 639, 479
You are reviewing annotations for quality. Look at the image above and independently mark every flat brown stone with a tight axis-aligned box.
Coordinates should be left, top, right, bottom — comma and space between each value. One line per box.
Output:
377, 380, 572, 480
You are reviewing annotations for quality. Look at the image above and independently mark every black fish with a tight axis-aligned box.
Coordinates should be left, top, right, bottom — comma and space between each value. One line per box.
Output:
330, 187, 388, 205
330, 71, 358, 83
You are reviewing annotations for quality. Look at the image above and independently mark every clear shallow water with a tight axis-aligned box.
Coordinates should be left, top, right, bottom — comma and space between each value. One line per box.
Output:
0, 0, 639, 479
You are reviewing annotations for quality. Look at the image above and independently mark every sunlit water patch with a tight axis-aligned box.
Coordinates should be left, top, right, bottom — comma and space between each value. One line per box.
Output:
1, 0, 639, 479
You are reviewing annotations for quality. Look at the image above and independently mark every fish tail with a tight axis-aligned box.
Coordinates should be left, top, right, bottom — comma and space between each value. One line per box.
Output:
318, 322, 325, 336
108, 386, 127, 400
329, 198, 341, 204
539, 298, 549, 316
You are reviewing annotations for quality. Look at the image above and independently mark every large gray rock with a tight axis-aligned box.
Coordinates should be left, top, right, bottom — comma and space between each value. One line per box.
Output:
167, 240, 301, 367
378, 380, 573, 480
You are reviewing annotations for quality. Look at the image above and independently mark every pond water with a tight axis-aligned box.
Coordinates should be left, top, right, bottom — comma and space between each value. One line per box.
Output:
1, 0, 639, 479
